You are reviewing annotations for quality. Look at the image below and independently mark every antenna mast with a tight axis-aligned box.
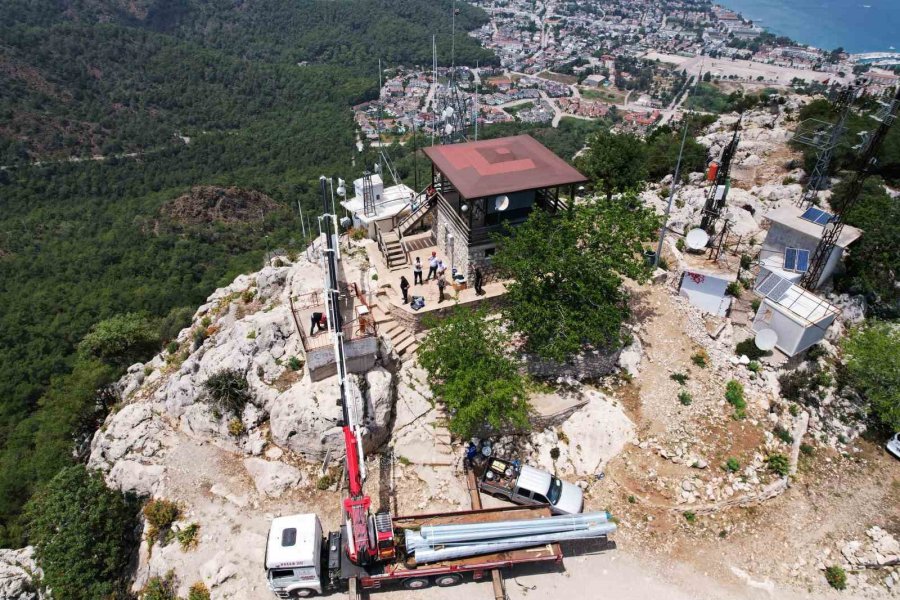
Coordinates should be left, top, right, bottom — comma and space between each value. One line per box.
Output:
801, 86, 899, 289
700, 115, 742, 234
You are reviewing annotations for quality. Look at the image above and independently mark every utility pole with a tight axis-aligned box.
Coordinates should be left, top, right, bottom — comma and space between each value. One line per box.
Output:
653, 112, 692, 267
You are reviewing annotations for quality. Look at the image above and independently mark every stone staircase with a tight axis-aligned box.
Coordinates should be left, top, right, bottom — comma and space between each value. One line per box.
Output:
380, 231, 406, 269
371, 304, 419, 360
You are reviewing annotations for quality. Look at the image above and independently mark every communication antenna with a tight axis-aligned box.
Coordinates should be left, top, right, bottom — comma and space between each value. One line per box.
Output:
754, 328, 778, 351
801, 86, 899, 289
685, 228, 709, 250
792, 84, 858, 208
700, 114, 742, 233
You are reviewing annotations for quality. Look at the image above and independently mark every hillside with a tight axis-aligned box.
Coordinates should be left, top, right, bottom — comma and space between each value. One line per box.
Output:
0, 0, 494, 547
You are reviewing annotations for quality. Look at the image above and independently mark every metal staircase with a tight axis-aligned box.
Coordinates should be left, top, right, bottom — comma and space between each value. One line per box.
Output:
394, 187, 437, 238
378, 230, 407, 269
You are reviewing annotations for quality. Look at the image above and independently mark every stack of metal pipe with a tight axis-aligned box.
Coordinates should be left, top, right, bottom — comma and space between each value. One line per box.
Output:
404, 511, 615, 563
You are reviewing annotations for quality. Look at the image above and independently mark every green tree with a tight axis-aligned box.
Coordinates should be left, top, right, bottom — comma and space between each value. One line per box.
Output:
833, 177, 900, 317
576, 130, 648, 200
418, 308, 529, 438
842, 322, 900, 432
25, 465, 139, 600
644, 126, 708, 181
492, 199, 659, 360
78, 313, 161, 367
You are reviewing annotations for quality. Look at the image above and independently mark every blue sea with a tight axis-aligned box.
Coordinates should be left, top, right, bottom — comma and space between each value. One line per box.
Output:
715, 0, 899, 53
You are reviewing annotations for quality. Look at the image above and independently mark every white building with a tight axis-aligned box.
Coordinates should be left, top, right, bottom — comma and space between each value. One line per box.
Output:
756, 205, 862, 290
751, 272, 839, 357
340, 173, 416, 240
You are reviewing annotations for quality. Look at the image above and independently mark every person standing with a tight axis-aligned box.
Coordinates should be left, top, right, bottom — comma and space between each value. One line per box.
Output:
474, 265, 484, 296
437, 260, 447, 279
399, 275, 410, 304
413, 257, 423, 285
426, 251, 439, 281
437, 274, 447, 303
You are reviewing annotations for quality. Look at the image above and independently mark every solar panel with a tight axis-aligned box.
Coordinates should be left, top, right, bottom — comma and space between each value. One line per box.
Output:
796, 249, 810, 272
770, 278, 793, 302
801, 207, 833, 225
755, 272, 781, 297
755, 272, 793, 302
784, 248, 797, 271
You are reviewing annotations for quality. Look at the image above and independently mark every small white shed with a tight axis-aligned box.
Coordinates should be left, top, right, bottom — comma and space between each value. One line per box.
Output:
678, 269, 735, 317
751, 272, 839, 357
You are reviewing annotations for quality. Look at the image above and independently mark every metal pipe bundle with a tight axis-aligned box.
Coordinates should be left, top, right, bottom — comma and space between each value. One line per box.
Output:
404, 511, 616, 563
405, 512, 611, 552
411, 522, 616, 563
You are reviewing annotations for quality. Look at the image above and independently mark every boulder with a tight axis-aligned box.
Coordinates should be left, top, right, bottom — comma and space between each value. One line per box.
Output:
618, 336, 643, 377
0, 547, 41, 600
243, 458, 304, 498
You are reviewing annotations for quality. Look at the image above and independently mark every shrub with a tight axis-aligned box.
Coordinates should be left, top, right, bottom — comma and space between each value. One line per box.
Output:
691, 350, 709, 368
740, 254, 752, 269
228, 418, 246, 437
144, 499, 180, 544
242, 289, 256, 304
789, 403, 800, 417
627, 495, 636, 504
272, 258, 285, 267
316, 474, 335, 491
348, 227, 367, 241
774, 425, 794, 445
78, 313, 162, 367
751, 298, 761, 312
158, 306, 195, 342
806, 344, 827, 361
188, 582, 211, 600
735, 338, 770, 361
766, 453, 790, 477
143, 571, 179, 600
200, 316, 212, 329
550, 447, 561, 460
670, 372, 689, 384
683, 511, 696, 523
246, 329, 257, 340
166, 340, 179, 355
842, 323, 900, 432
725, 380, 747, 418
779, 366, 832, 407
825, 565, 847, 590
203, 369, 252, 416
725, 457, 740, 472
192, 328, 208, 350
748, 361, 760, 373
678, 390, 693, 406
800, 443, 815, 456
725, 281, 743, 297
24, 465, 140, 600
287, 355, 302, 371
177, 522, 200, 551
676, 237, 685, 252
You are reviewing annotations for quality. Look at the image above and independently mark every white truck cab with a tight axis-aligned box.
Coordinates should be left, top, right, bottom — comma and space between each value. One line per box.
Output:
265, 514, 323, 598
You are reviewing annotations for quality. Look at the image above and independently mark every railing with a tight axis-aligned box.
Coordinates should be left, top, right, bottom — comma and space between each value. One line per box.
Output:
435, 192, 471, 236
394, 184, 437, 238
376, 227, 390, 260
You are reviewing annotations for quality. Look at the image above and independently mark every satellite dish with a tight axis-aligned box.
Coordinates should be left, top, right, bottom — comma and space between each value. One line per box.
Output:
374, 163, 382, 174
336, 178, 347, 197
444, 124, 454, 135
755, 329, 778, 351
442, 106, 454, 119
685, 228, 710, 250
494, 195, 510, 211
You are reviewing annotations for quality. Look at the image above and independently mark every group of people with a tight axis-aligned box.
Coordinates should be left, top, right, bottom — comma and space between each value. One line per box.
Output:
398, 251, 485, 306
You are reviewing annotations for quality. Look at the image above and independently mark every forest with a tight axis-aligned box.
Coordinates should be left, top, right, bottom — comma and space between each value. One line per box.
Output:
0, 0, 493, 546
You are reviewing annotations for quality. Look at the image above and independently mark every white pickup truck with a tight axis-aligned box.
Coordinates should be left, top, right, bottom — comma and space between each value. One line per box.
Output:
475, 457, 583, 515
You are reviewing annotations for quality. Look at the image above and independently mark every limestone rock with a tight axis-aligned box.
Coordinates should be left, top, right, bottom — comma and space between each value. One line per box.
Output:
0, 547, 41, 600
243, 457, 303, 498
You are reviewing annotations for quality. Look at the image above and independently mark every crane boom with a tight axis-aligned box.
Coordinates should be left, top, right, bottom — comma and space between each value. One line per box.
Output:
317, 176, 375, 565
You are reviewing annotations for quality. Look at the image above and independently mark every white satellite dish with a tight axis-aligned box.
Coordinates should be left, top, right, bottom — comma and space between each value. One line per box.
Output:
494, 195, 510, 211
755, 328, 778, 351
442, 106, 454, 118
444, 124, 454, 135
685, 228, 710, 250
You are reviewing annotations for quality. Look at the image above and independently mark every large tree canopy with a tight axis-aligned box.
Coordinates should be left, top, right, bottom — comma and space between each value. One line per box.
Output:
492, 198, 660, 361
25, 465, 140, 600
841, 322, 900, 432
418, 308, 529, 438
576, 130, 648, 200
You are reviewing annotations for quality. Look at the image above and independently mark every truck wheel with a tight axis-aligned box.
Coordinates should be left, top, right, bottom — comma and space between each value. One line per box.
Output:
434, 574, 462, 587
402, 577, 431, 590
290, 590, 317, 598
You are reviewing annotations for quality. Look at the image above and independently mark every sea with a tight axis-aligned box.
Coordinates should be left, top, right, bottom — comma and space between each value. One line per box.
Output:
715, 0, 899, 54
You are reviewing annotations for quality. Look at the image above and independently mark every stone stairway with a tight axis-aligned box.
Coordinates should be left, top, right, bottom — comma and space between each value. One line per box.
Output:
381, 231, 406, 269
371, 304, 419, 360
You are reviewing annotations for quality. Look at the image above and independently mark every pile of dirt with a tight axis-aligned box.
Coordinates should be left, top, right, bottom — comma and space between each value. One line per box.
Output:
160, 186, 280, 226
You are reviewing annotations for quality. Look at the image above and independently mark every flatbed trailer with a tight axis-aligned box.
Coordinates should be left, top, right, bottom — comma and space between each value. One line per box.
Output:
335, 505, 563, 592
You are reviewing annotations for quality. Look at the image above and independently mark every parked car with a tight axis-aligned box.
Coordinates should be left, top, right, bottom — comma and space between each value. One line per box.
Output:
475, 457, 583, 515
887, 433, 900, 460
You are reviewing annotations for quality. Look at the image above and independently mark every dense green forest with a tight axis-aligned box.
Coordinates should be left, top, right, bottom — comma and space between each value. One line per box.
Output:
0, 0, 493, 546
